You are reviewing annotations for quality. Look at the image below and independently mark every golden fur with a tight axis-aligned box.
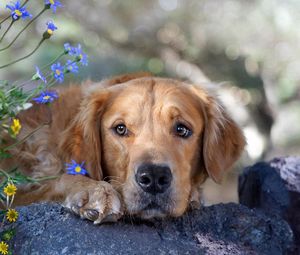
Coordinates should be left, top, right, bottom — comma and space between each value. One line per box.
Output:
1, 73, 245, 222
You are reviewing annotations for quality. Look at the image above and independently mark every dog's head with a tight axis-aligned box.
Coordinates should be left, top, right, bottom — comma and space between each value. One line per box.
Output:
61, 74, 245, 219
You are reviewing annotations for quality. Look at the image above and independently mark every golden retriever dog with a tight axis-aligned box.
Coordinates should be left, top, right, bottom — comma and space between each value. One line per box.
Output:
2, 73, 245, 223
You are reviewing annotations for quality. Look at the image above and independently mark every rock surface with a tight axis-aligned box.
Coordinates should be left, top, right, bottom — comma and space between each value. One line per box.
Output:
239, 156, 300, 254
5, 202, 293, 255
2, 157, 298, 254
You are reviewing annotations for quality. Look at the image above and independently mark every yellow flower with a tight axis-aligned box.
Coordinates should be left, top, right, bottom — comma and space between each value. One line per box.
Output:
10, 118, 21, 136
0, 241, 8, 255
6, 209, 18, 222
3, 183, 17, 197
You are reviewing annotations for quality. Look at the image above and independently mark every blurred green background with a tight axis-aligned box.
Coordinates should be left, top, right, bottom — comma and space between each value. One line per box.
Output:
1, 0, 300, 165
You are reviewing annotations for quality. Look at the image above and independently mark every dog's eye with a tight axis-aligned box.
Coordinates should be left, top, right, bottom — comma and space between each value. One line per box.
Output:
114, 124, 128, 136
174, 123, 192, 138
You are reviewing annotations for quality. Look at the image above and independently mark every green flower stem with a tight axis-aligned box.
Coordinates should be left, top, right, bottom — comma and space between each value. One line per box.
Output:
0, 169, 11, 180
14, 78, 34, 88
15, 52, 65, 88
23, 88, 42, 100
2, 122, 49, 152
67, 59, 78, 66
0, 7, 47, 52
0, 38, 46, 69
8, 194, 15, 208
22, 85, 44, 103
41, 52, 66, 71
13, 51, 67, 88
21, 0, 30, 7
0, 15, 11, 27
0, 20, 14, 44
0, 168, 58, 184
27, 175, 58, 183
25, 84, 48, 99
0, 199, 6, 209
1, 207, 7, 227
46, 78, 57, 88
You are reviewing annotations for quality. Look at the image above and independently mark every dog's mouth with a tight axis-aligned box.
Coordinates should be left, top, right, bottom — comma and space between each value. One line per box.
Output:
134, 194, 172, 219
143, 201, 161, 210
139, 202, 167, 219
122, 183, 175, 219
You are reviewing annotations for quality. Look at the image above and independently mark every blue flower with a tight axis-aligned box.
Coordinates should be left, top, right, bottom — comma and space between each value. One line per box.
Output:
64, 43, 88, 66
6, 0, 32, 20
64, 43, 73, 54
78, 53, 88, 66
44, 0, 62, 13
32, 90, 58, 104
73, 44, 88, 66
51, 62, 64, 83
64, 43, 78, 56
65, 160, 88, 176
46, 21, 57, 35
33, 66, 47, 83
66, 60, 79, 73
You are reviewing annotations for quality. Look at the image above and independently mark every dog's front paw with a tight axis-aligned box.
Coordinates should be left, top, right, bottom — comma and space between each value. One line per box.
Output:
64, 181, 123, 224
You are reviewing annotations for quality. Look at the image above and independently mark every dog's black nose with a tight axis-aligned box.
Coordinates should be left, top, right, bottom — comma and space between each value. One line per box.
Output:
135, 164, 172, 195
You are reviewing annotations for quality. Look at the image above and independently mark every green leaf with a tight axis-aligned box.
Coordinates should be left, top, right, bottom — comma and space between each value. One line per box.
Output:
0, 150, 12, 159
1, 228, 16, 241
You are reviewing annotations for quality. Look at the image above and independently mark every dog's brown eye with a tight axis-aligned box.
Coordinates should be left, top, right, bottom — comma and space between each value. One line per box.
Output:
175, 123, 192, 138
114, 124, 128, 136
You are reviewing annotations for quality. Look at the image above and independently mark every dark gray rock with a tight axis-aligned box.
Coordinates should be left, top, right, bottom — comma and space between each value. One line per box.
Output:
271, 157, 300, 255
271, 157, 300, 193
4, 202, 293, 255
239, 161, 290, 216
239, 156, 300, 254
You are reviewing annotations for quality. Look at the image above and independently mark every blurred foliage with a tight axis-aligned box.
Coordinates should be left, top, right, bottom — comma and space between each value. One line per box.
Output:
1, 0, 299, 160
0, 1, 86, 252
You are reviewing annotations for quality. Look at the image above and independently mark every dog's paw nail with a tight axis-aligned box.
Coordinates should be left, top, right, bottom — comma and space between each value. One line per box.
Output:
71, 205, 80, 214
93, 213, 105, 225
85, 209, 99, 221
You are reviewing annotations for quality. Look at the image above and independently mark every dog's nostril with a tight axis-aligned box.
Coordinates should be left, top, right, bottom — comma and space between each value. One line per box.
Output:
140, 175, 151, 185
158, 176, 168, 186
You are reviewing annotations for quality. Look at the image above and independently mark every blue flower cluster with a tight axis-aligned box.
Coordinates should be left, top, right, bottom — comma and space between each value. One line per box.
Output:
40, 43, 88, 84
6, 0, 32, 20
32, 38, 88, 89
64, 43, 88, 66
49, 59, 81, 84
6, 0, 88, 105
66, 160, 88, 176
2, 0, 92, 192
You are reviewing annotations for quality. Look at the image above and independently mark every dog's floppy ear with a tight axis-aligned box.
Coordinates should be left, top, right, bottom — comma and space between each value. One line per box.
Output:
191, 85, 246, 183
59, 91, 109, 181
